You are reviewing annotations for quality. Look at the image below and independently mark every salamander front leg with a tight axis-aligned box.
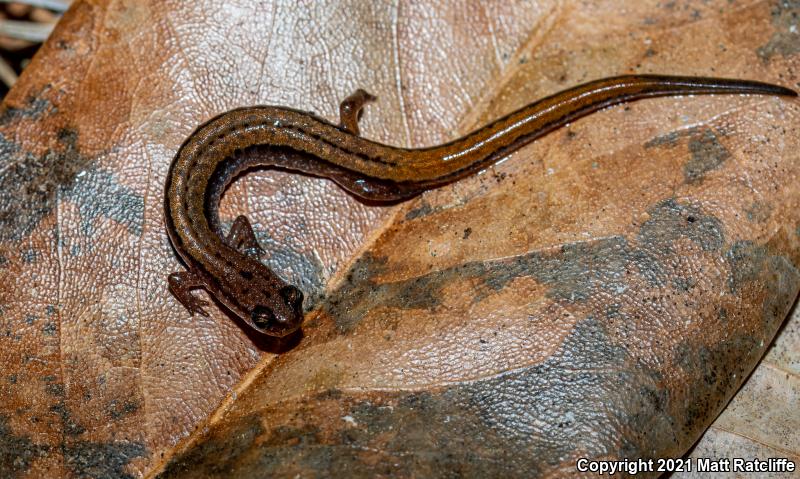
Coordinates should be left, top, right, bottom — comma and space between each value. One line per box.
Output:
227, 215, 265, 259
339, 89, 376, 135
168, 271, 210, 317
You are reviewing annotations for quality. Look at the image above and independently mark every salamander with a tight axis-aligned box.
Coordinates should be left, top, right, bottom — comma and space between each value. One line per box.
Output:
163, 75, 796, 337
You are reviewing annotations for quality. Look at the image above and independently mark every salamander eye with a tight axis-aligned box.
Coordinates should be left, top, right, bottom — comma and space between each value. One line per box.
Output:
279, 285, 303, 309
251, 305, 276, 328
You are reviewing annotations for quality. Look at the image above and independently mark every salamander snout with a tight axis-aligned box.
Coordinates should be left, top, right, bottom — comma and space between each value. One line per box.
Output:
250, 285, 304, 337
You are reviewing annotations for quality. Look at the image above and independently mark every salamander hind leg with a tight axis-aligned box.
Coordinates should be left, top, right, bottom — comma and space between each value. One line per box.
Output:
339, 89, 376, 135
227, 215, 265, 259
168, 271, 210, 317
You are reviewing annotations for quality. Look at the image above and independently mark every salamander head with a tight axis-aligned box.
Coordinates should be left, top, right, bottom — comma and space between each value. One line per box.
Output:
249, 285, 304, 337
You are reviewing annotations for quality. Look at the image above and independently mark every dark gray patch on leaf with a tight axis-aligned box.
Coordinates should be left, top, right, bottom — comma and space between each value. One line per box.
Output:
673, 332, 769, 439
66, 168, 144, 237
0, 120, 141, 241
726, 241, 770, 294
324, 253, 451, 333
40, 398, 146, 478
158, 416, 264, 478
744, 201, 771, 223
638, 199, 724, 253
107, 399, 139, 421
726, 241, 800, 321
20, 249, 38, 263
644, 127, 697, 149
0, 92, 54, 125
482, 238, 633, 303
45, 382, 65, 398
456, 318, 672, 462
324, 237, 642, 334
760, 254, 800, 324
49, 403, 86, 437
404, 201, 434, 221
327, 198, 724, 333
671, 276, 697, 292
0, 129, 89, 241
757, 0, 800, 62
684, 129, 731, 183
0, 414, 48, 477
644, 127, 731, 183
42, 321, 56, 336
63, 440, 146, 479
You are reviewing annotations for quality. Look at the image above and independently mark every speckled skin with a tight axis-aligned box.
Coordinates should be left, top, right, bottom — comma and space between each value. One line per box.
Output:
164, 75, 795, 336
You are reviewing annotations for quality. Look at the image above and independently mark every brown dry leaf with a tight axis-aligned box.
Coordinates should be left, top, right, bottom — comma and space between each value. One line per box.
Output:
0, 1, 798, 478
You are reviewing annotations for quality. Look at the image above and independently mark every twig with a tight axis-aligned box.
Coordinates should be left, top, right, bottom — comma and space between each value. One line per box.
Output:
0, 0, 70, 13
0, 19, 54, 42
0, 54, 18, 87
